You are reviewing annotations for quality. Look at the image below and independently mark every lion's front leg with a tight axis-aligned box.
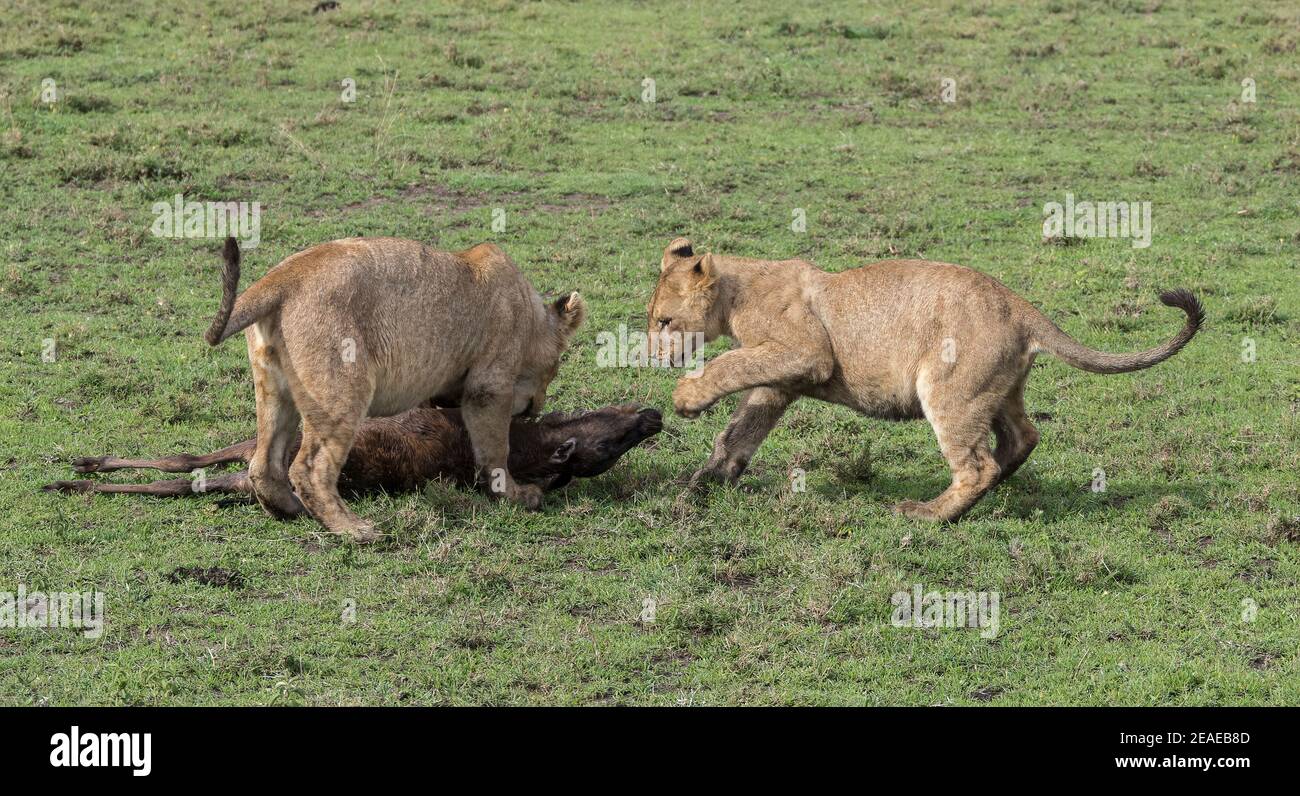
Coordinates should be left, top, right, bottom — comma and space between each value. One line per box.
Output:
672, 343, 825, 419
688, 387, 794, 488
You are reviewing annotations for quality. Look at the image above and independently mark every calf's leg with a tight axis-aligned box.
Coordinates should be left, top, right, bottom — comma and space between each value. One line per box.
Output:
72, 439, 256, 475
44, 471, 255, 499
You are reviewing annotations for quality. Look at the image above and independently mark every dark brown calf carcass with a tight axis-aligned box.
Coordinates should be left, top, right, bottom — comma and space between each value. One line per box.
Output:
45, 404, 662, 509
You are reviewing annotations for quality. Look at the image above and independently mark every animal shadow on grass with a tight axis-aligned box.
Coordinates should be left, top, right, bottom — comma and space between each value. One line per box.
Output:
348, 459, 680, 546
817, 466, 1216, 524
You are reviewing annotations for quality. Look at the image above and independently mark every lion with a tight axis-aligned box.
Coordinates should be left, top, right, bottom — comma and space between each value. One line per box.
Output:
647, 237, 1202, 522
204, 236, 586, 541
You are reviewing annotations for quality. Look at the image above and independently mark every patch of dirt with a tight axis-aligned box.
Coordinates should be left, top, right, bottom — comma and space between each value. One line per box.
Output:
1264, 515, 1300, 545
535, 192, 613, 213
713, 569, 758, 588
166, 566, 246, 589
969, 686, 1004, 701
309, 185, 613, 218
649, 649, 694, 666
1236, 557, 1275, 583
564, 556, 616, 574
1146, 495, 1189, 542
308, 184, 489, 217
448, 630, 495, 650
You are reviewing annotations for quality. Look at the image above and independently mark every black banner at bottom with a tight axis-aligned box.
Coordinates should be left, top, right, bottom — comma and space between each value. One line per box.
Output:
6, 707, 1288, 782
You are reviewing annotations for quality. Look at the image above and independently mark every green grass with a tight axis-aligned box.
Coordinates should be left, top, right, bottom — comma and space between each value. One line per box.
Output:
1, 0, 1297, 705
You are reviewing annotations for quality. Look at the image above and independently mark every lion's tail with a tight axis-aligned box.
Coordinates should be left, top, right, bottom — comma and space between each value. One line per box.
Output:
204, 237, 282, 346
1029, 289, 1204, 374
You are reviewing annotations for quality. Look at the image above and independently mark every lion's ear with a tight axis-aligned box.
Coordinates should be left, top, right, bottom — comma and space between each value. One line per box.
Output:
692, 253, 716, 283
552, 292, 586, 334
662, 237, 693, 271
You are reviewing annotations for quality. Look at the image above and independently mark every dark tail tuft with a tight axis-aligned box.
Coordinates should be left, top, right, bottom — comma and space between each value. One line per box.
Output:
1033, 288, 1204, 374
204, 237, 241, 346
1158, 288, 1204, 332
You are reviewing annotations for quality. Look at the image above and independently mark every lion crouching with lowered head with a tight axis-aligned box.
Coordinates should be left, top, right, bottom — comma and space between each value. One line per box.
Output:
647, 237, 1202, 522
205, 236, 586, 542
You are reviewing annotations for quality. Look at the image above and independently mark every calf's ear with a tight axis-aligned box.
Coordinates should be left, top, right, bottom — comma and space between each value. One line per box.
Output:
549, 437, 578, 463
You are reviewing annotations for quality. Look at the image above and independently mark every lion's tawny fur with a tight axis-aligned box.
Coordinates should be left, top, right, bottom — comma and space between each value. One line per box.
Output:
648, 237, 1202, 522
206, 236, 586, 541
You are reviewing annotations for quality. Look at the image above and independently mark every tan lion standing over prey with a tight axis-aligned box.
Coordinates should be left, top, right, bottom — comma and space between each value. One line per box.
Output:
647, 238, 1202, 522
205, 237, 586, 541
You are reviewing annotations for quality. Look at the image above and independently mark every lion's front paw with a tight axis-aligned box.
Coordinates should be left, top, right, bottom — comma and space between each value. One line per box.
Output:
672, 379, 714, 419
892, 499, 943, 521
344, 519, 383, 544
509, 482, 544, 511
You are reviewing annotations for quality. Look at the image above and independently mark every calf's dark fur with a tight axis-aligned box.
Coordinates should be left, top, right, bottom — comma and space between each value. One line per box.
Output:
45, 404, 662, 507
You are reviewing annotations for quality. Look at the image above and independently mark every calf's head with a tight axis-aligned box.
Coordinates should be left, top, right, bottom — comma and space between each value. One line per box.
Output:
510, 404, 663, 489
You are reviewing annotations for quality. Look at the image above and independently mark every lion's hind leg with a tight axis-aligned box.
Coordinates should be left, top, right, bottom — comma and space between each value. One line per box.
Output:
895, 383, 1003, 523
991, 380, 1040, 486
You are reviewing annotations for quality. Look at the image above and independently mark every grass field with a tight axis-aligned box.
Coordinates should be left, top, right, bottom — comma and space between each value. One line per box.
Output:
1, 0, 1297, 706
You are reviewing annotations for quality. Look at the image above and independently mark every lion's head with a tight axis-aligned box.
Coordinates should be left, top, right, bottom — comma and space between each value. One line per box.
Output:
646, 237, 722, 363
516, 291, 586, 415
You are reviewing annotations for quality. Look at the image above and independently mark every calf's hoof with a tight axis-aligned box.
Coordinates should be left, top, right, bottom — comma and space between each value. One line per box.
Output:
44, 480, 92, 493
72, 456, 107, 473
